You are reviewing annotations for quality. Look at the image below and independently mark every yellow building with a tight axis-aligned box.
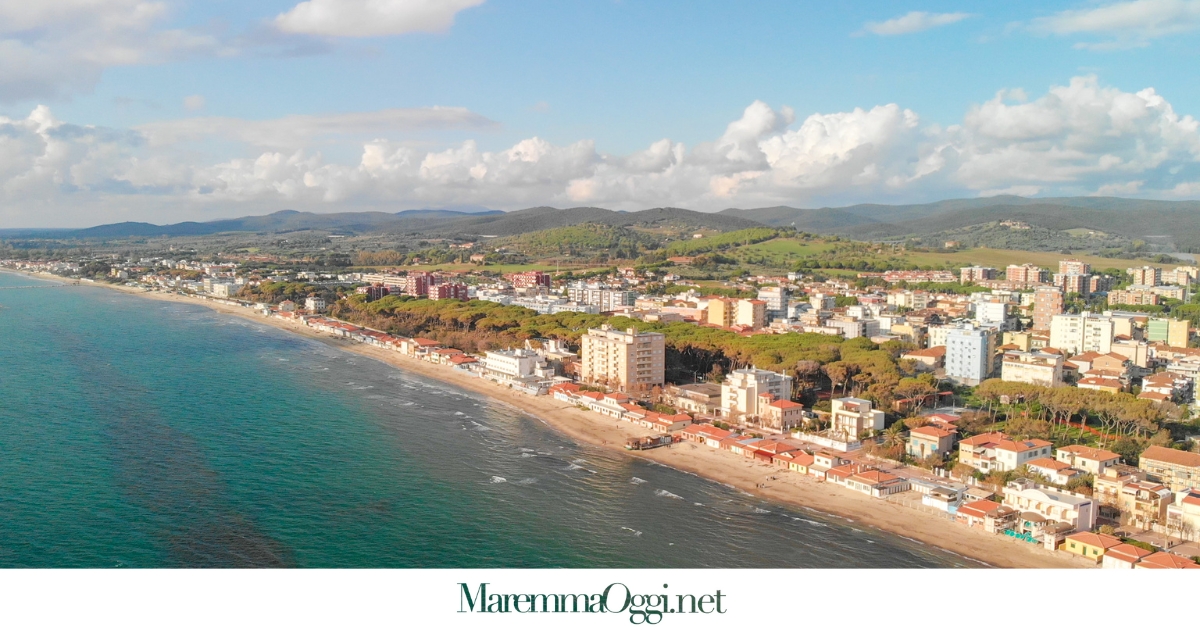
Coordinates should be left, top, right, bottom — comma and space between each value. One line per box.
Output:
705, 298, 735, 327
1061, 532, 1122, 561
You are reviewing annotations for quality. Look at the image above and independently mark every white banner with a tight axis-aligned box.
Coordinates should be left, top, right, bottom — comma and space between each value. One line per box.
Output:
3, 568, 1197, 628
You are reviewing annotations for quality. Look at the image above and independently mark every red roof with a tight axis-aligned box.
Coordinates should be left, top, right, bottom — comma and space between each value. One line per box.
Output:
768, 399, 803, 409
958, 499, 1002, 519
1138, 552, 1200, 569
1105, 544, 1154, 564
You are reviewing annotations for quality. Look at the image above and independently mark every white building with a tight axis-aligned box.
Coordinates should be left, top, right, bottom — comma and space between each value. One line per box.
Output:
1002, 478, 1097, 534
1050, 312, 1114, 356
945, 325, 991, 386
305, 296, 326, 312
829, 397, 885, 440
720, 368, 794, 420
483, 349, 552, 381
974, 300, 1008, 327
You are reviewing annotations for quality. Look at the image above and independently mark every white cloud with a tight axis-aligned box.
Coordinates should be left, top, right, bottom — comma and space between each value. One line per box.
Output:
275, 0, 485, 38
4, 76, 1200, 227
136, 107, 496, 149
0, 1, 226, 102
861, 11, 971, 36
1031, 0, 1200, 48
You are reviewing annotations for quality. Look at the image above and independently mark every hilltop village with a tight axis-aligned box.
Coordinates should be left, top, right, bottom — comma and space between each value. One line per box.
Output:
7, 250, 1200, 569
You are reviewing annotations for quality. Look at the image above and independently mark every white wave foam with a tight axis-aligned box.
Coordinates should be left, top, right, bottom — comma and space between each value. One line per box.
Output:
753, 508, 771, 514
630, 477, 647, 485
514, 478, 537, 485
454, 411, 464, 416
567, 464, 583, 471
621, 527, 643, 537
490, 476, 507, 483
521, 453, 536, 458
654, 489, 683, 500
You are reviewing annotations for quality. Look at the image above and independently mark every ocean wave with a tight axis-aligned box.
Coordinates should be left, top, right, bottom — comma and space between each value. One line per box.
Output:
454, 411, 464, 416
521, 453, 536, 458
753, 508, 771, 514
630, 477, 646, 485
621, 527, 643, 537
654, 489, 683, 500
514, 478, 537, 485
490, 476, 507, 483
520, 448, 535, 453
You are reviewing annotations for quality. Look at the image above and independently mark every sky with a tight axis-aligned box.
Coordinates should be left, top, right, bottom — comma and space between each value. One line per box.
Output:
3, 1, 1200, 227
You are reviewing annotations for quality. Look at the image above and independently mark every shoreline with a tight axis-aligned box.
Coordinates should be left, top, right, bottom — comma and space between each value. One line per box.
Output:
12, 274, 1093, 568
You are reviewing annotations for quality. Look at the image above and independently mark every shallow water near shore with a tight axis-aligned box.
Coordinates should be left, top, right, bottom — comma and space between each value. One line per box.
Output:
0, 272, 980, 567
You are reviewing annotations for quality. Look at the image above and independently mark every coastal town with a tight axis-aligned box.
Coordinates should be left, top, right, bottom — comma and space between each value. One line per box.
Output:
6, 252, 1200, 569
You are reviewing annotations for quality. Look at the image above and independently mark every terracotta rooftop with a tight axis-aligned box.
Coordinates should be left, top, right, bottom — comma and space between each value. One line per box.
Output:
1140, 445, 1200, 469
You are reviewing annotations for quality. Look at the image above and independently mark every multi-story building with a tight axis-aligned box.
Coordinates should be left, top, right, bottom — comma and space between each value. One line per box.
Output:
720, 368, 794, 420
974, 300, 1008, 327
566, 287, 637, 311
304, 296, 326, 312
756, 286, 790, 319
1049, 312, 1114, 355
579, 325, 665, 393
1007, 263, 1050, 285
1147, 317, 1190, 348
705, 298, 736, 328
360, 273, 406, 291
1032, 286, 1064, 332
405, 272, 433, 296
1127, 266, 1162, 286
945, 325, 991, 385
1139, 445, 1200, 493
429, 283, 469, 301
1165, 489, 1200, 541
1001, 350, 1064, 387
961, 266, 997, 284
1108, 289, 1160, 306
1059, 259, 1092, 276
507, 271, 552, 289
365, 284, 390, 302
1054, 273, 1092, 296
829, 397, 885, 440
735, 299, 767, 330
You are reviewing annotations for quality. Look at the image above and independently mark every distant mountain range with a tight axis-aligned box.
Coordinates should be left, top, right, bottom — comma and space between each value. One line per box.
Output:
6, 196, 1200, 252
722, 196, 1200, 252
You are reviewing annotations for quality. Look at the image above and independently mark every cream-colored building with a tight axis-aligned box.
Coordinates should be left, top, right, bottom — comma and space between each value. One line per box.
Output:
1002, 478, 1097, 533
1049, 312, 1114, 356
1139, 445, 1200, 493
1000, 350, 1064, 387
720, 368, 794, 420
829, 397, 885, 440
579, 325, 665, 393
705, 298, 735, 327
735, 299, 767, 329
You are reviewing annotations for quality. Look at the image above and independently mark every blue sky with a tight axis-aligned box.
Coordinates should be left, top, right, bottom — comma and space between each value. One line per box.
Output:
3, 0, 1200, 226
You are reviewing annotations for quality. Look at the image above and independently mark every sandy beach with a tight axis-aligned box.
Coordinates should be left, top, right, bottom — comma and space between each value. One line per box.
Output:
37, 277, 1094, 568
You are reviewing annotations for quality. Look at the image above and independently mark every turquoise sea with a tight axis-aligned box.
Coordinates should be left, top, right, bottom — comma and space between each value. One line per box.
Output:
0, 272, 978, 567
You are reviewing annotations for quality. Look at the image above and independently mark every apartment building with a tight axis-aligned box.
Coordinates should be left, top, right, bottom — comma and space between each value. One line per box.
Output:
945, 325, 992, 386
1032, 286, 1064, 332
304, 296, 326, 313
1000, 350, 1064, 387
507, 271, 552, 289
429, 283, 469, 301
1049, 312, 1114, 355
1139, 445, 1200, 493
1007, 263, 1049, 285
720, 368, 794, 420
1054, 273, 1092, 296
1147, 317, 1190, 348
735, 299, 767, 330
405, 272, 433, 296
1056, 445, 1120, 475
756, 286, 790, 319
705, 298, 736, 327
1127, 266, 1162, 286
1059, 259, 1092, 276
961, 266, 997, 283
1108, 289, 1160, 306
566, 287, 637, 311
579, 325, 665, 393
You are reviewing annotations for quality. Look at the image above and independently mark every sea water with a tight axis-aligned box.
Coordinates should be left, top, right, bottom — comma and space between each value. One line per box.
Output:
0, 272, 977, 568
